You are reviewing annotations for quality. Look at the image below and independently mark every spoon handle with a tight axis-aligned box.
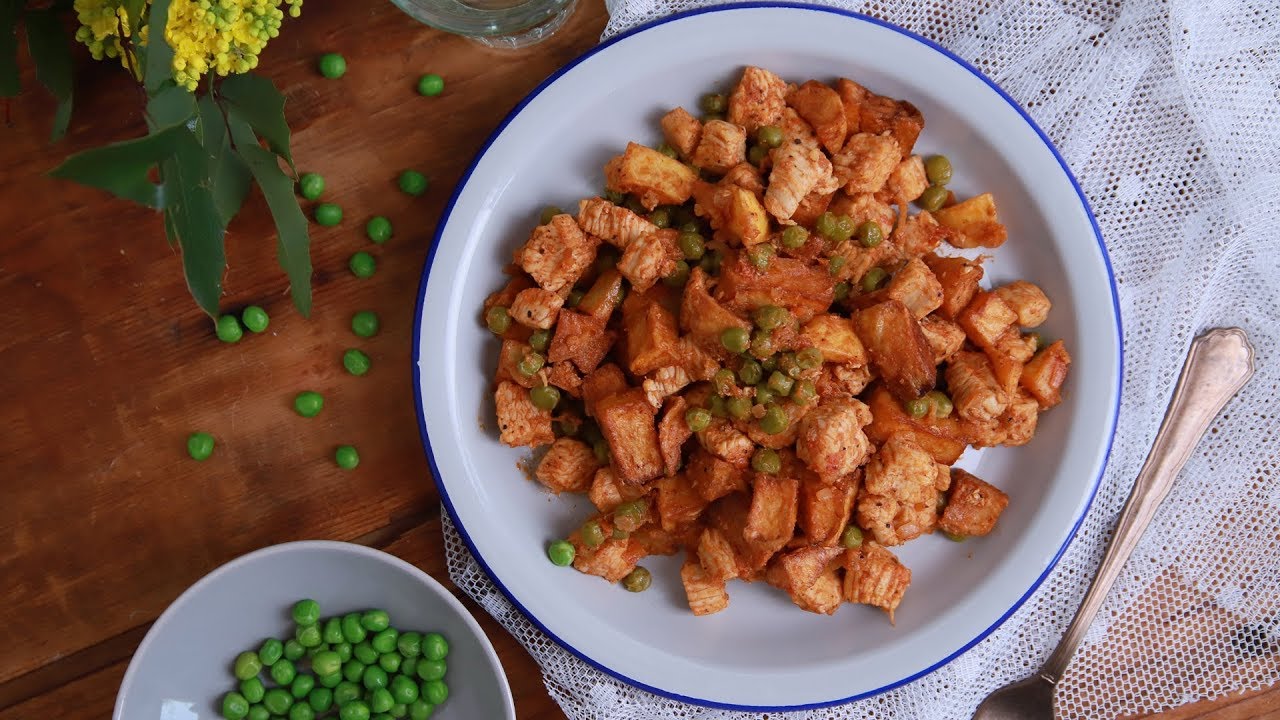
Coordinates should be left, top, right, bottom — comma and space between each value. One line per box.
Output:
1040, 328, 1255, 684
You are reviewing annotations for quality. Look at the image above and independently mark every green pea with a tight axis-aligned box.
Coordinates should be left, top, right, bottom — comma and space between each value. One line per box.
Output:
306, 649, 338, 677
416, 73, 445, 97
927, 390, 954, 418
247, 705, 269, 720
721, 326, 750, 353
755, 385, 776, 407
747, 144, 768, 165
371, 628, 399, 654
366, 216, 393, 244
685, 406, 712, 432
760, 354, 779, 372
333, 641, 353, 663
662, 260, 690, 287
700, 249, 723, 275
291, 674, 316, 700
603, 188, 625, 204
318, 53, 346, 78
379, 652, 402, 673
592, 439, 611, 464
750, 328, 774, 358
726, 396, 753, 420
792, 378, 817, 406
833, 215, 855, 243
566, 289, 585, 308
283, 639, 306, 662
861, 267, 889, 292
296, 624, 322, 648
263, 688, 293, 715
340, 701, 371, 720
841, 525, 864, 548
751, 447, 781, 474
343, 659, 366, 683
416, 659, 447, 682
757, 125, 784, 148
291, 599, 320, 626
530, 384, 560, 411
580, 520, 605, 549
349, 251, 377, 278
338, 348, 371, 377
239, 677, 266, 704
354, 641, 378, 665
333, 681, 362, 706
924, 155, 953, 185
699, 93, 727, 114
421, 633, 448, 661
857, 221, 884, 248
289, 701, 315, 720
759, 404, 788, 434
294, 391, 324, 418
353, 310, 381, 337
315, 203, 343, 226
829, 256, 846, 275
904, 397, 931, 418
341, 614, 367, 643
408, 699, 434, 720
657, 143, 678, 159
320, 618, 343, 645
621, 566, 652, 592
746, 243, 774, 271
708, 395, 727, 418
398, 170, 428, 196
767, 371, 794, 396
391, 631, 421, 659
547, 539, 575, 566
833, 281, 851, 302
257, 638, 283, 666
233, 651, 263, 681
796, 347, 824, 369
677, 231, 705, 260
363, 665, 389, 691
305, 641, 329, 659
401, 657, 418, 678
370, 687, 395, 714
239, 305, 269, 334
421, 680, 448, 706
222, 691, 250, 720
1029, 331, 1045, 351
753, 305, 788, 330
187, 431, 215, 461
815, 212, 838, 239
216, 314, 244, 343
737, 358, 763, 385
318, 672, 343, 688
943, 530, 968, 542
298, 172, 325, 200
390, 674, 420, 704
269, 658, 296, 685
308, 687, 333, 713
918, 185, 948, 212
711, 368, 736, 396
781, 225, 808, 249
648, 207, 671, 228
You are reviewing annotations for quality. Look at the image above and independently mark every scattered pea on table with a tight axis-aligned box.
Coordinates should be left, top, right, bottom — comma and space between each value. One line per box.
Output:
349, 252, 377, 278
351, 311, 380, 338
293, 391, 324, 418
298, 172, 325, 200
318, 53, 347, 79
416, 73, 444, 97
366, 216, 392, 244
314, 202, 343, 226
241, 305, 269, 333
187, 432, 215, 461
398, 170, 428, 196
216, 314, 243, 343
335, 445, 360, 470
343, 348, 371, 376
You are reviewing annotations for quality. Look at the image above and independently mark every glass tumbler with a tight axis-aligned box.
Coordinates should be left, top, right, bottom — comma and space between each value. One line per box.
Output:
389, 0, 578, 49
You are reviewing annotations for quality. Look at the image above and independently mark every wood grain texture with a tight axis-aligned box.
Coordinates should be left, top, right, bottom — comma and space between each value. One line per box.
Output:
0, 1, 1274, 718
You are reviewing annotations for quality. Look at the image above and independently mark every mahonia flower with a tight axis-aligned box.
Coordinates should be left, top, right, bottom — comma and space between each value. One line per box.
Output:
73, 0, 303, 91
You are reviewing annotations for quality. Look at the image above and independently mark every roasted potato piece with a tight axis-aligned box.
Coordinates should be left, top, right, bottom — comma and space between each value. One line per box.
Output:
892, 210, 952, 259
697, 417, 756, 469
727, 65, 788, 134
993, 280, 1051, 328
717, 252, 835, 322
606, 142, 698, 210
570, 516, 647, 582
594, 388, 664, 484
692, 119, 748, 175
576, 268, 625, 321
765, 142, 838, 222
946, 350, 1009, 423
864, 383, 968, 464
546, 362, 582, 398
548, 310, 614, 374
687, 447, 748, 501
856, 433, 941, 546
767, 545, 845, 615
724, 184, 771, 247
957, 290, 1018, 350
843, 542, 911, 622
923, 254, 984, 320
660, 106, 702, 158
787, 80, 848, 153
721, 162, 765, 195
656, 472, 709, 532
535, 438, 600, 493
935, 192, 1008, 248
984, 339, 1025, 398
833, 78, 868, 132
999, 390, 1040, 446
744, 473, 801, 546
939, 469, 1009, 538
884, 258, 943, 319
858, 94, 924, 159
799, 471, 859, 546
621, 290, 681, 376
1021, 340, 1071, 408
795, 397, 874, 483
697, 527, 740, 582
515, 215, 599, 296
918, 315, 966, 364
790, 189, 835, 227
495, 380, 554, 447
681, 555, 730, 616
576, 197, 658, 249
632, 523, 691, 557
588, 466, 647, 513
995, 329, 1038, 363
801, 313, 868, 365
580, 363, 628, 418
853, 300, 937, 401
655, 394, 693, 477
510, 287, 563, 330
681, 267, 753, 358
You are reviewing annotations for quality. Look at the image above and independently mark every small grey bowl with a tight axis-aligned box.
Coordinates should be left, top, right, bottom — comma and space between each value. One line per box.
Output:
114, 540, 515, 719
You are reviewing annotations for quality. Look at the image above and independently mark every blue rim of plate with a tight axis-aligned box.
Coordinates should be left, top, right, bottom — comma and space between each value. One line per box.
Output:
411, 2, 1124, 711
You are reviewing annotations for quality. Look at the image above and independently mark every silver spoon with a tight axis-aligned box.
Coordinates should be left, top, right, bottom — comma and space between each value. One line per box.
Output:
972, 327, 1256, 720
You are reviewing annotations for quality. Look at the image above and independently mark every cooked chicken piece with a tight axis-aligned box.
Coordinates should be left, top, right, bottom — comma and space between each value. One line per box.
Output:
514, 214, 599, 295
993, 280, 1051, 328
727, 66, 788, 134
692, 120, 747, 174
885, 155, 929, 204
957, 290, 1018, 349
918, 315, 966, 364
656, 395, 692, 476
843, 542, 911, 622
721, 162, 765, 195
999, 390, 1040, 446
828, 192, 896, 235
494, 380, 554, 447
570, 516, 646, 582
779, 106, 820, 150
535, 438, 600, 493
884, 258, 943, 319
686, 447, 747, 501
697, 417, 756, 469
816, 362, 875, 399
765, 142, 839, 222
856, 433, 940, 546
892, 210, 951, 260
946, 350, 1009, 423
587, 466, 647, 513
832, 133, 900, 194
643, 365, 691, 412
939, 469, 1009, 537
994, 329, 1038, 364
853, 299, 937, 401
660, 106, 702, 158
576, 197, 659, 249
681, 555, 730, 615
677, 336, 720, 381
795, 397, 874, 483
618, 229, 681, 293
509, 287, 563, 330
697, 527, 740, 582
767, 545, 845, 615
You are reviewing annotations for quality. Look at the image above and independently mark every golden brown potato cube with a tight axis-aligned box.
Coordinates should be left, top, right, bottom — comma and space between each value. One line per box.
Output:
892, 210, 953, 260
656, 473, 709, 531
607, 142, 698, 210
984, 340, 1025, 398
535, 438, 600, 493
580, 363, 628, 418
1021, 340, 1071, 408
656, 395, 692, 476
799, 472, 859, 546
939, 469, 1009, 538
853, 299, 938, 401
886, 155, 929, 204
744, 474, 801, 546
697, 527, 740, 582
843, 543, 911, 623
834, 78, 868, 132
801, 313, 868, 366
687, 447, 748, 501
957, 290, 1018, 350
765, 142, 838, 223
995, 329, 1038, 364
495, 380, 554, 448
999, 390, 1040, 447
509, 287, 563, 330
935, 192, 1008, 249
588, 466, 647, 513
788, 189, 833, 228
515, 215, 599, 295
621, 291, 681, 376
787, 80, 848, 154
546, 362, 582, 398
660, 106, 702, 158
577, 268, 625, 322
727, 66, 788, 134
576, 197, 658, 249
618, 228, 681, 293
498, 339, 541, 389
681, 555, 730, 615
594, 388, 664, 485
692, 119, 747, 175
691, 179, 729, 229
717, 253, 835, 323
857, 433, 941, 546
697, 417, 756, 469
779, 105, 820, 150
571, 518, 647, 583
631, 523, 688, 557
864, 384, 967, 464
946, 350, 1010, 424
923, 254, 984, 320
795, 397, 874, 483
884, 258, 943, 319
680, 267, 753, 358
548, 310, 615, 374
859, 95, 924, 159
721, 162, 765, 196
816, 362, 875, 399
993, 280, 1051, 328
724, 184, 771, 247
918, 315, 966, 364
485, 273, 536, 313
768, 545, 843, 596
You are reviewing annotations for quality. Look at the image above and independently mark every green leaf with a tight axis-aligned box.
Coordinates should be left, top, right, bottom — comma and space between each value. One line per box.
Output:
121, 0, 148, 38
143, 0, 173, 95
219, 73, 295, 171
25, 9, 73, 141
146, 81, 194, 131
48, 124, 188, 208
197, 95, 251, 224
0, 0, 21, 97
227, 115, 312, 317
164, 130, 227, 316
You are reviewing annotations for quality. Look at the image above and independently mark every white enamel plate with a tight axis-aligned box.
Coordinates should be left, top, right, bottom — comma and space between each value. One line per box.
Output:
414, 3, 1121, 710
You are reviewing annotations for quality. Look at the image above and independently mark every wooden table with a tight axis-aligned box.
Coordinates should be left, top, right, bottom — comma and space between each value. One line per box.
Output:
0, 3, 1274, 718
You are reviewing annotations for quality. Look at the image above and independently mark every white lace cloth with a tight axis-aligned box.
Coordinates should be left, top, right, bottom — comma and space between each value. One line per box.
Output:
443, 1, 1280, 716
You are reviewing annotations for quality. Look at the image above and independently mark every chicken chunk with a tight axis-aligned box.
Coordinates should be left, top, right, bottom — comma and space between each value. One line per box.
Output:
884, 258, 943, 319
939, 469, 1009, 537
843, 543, 911, 622
833, 133, 900, 194
515, 215, 599, 296
576, 197, 659, 249
892, 210, 950, 259
692, 120, 747, 174
993, 280, 1051, 328
779, 106, 820, 150
571, 517, 646, 582
681, 555, 730, 616
885, 155, 929, 204
767, 545, 845, 615
535, 438, 599, 493
588, 466, 647, 513
744, 474, 801, 546
687, 447, 748, 501
618, 229, 681, 293
656, 394, 692, 476
721, 162, 765, 195
918, 315, 966, 364
946, 350, 1009, 423
999, 390, 1040, 446
856, 433, 940, 546
765, 142, 839, 222
697, 527, 740, 582
495, 380, 554, 447
816, 362, 875, 399
727, 66, 788, 134
509, 287, 563, 330
795, 397, 874, 482
660, 106, 702, 158
697, 417, 756, 469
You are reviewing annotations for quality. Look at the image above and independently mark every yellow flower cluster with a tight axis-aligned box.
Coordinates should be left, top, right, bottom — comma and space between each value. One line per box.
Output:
73, 0, 303, 91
